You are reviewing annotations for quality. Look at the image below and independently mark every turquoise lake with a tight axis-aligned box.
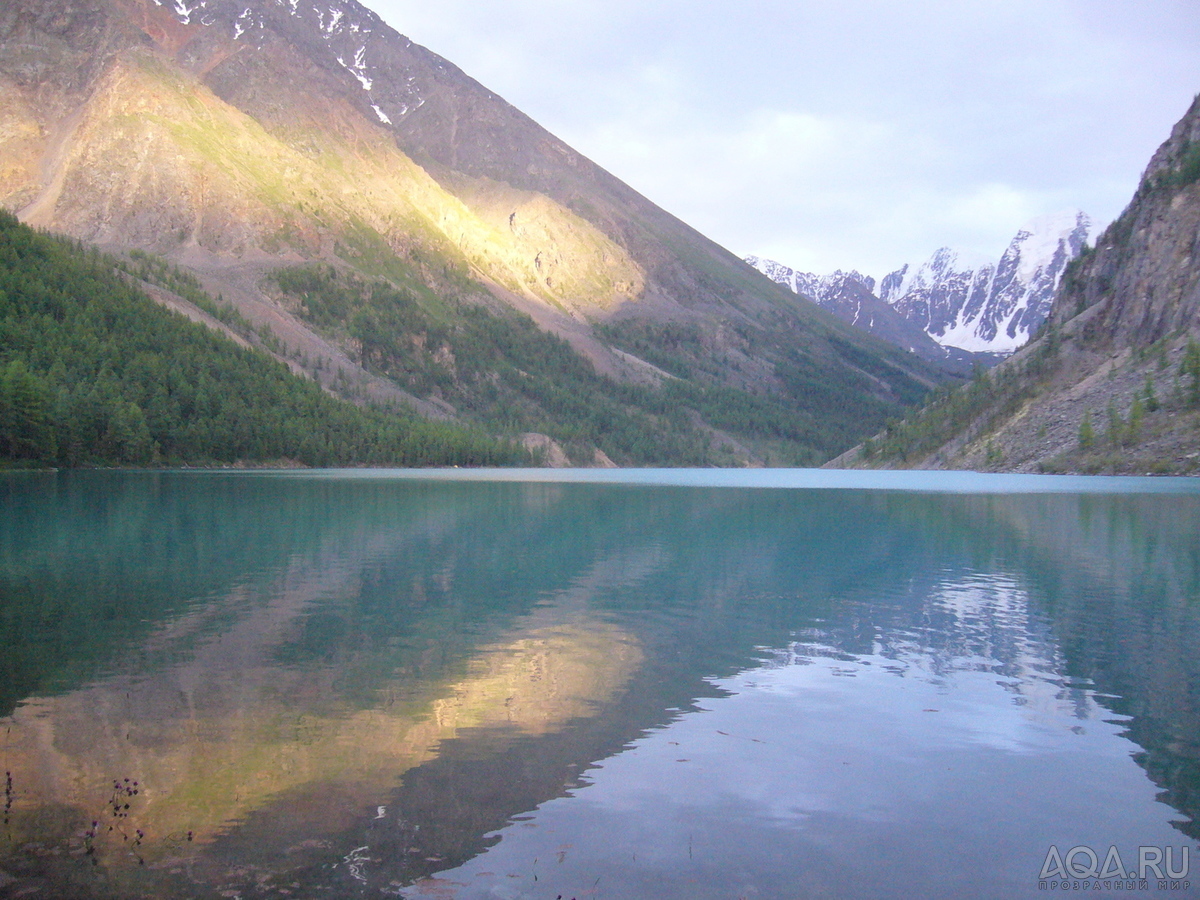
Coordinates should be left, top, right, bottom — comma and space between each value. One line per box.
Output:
2, 468, 1200, 898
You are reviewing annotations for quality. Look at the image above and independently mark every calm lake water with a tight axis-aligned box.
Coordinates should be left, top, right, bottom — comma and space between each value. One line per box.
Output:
2, 469, 1200, 899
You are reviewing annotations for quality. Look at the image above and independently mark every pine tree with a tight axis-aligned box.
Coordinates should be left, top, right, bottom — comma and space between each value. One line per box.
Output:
1144, 374, 1160, 412
1106, 400, 1124, 447
1078, 409, 1095, 451
1127, 395, 1145, 445
1181, 339, 1200, 406
0, 361, 57, 461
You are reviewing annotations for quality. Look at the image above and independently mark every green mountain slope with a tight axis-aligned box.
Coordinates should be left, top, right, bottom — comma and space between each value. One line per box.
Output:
0, 0, 952, 465
269, 264, 928, 465
829, 95, 1200, 475
0, 211, 522, 467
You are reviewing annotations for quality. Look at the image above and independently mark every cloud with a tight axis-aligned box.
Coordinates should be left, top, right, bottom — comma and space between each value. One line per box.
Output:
560, 106, 1049, 278
371, 0, 1200, 277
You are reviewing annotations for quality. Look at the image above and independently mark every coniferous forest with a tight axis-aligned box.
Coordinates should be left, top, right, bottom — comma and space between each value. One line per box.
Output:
0, 212, 524, 468
0, 207, 931, 469
272, 265, 920, 466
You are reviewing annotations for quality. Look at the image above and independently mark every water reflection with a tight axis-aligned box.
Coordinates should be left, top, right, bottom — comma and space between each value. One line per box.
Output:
422, 636, 1177, 900
1, 472, 1199, 898
0, 478, 648, 894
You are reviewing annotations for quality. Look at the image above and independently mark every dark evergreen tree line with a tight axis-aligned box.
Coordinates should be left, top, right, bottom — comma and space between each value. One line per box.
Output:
0, 212, 524, 467
275, 265, 912, 466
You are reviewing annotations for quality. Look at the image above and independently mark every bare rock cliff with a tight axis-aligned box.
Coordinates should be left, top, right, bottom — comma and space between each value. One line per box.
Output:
829, 94, 1200, 475
1051, 98, 1200, 346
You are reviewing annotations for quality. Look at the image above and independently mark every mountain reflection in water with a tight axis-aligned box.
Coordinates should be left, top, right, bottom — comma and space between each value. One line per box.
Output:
1, 470, 1199, 899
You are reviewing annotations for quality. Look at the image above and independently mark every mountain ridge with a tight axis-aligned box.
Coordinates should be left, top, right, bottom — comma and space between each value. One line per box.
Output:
826, 96, 1200, 475
741, 259, 974, 370
1, 0, 950, 465
748, 211, 1091, 360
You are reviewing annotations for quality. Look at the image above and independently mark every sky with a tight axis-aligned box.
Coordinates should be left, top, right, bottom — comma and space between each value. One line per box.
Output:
367, 0, 1200, 281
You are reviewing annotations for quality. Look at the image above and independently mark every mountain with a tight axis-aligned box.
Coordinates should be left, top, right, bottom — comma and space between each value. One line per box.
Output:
0, 0, 948, 466
0, 210, 524, 467
742, 260, 976, 370
880, 211, 1092, 354
827, 97, 1200, 475
749, 212, 1091, 361
742, 260, 876, 301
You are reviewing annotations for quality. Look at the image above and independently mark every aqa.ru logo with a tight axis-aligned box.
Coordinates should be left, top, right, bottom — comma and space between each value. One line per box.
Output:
1039, 844, 1190, 889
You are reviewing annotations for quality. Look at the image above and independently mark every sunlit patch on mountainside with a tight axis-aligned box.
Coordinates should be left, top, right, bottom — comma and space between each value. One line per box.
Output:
11, 48, 642, 314
0, 0, 952, 466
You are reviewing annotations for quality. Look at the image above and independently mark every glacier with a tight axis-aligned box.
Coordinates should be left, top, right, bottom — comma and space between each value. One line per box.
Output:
749, 210, 1092, 357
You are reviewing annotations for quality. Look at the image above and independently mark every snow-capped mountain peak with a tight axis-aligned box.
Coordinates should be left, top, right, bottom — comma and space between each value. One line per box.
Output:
748, 210, 1092, 358
882, 210, 1091, 354
1011, 209, 1091, 283
743, 257, 875, 301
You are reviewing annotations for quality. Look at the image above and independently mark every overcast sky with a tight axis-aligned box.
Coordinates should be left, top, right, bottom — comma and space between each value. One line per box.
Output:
370, 0, 1199, 280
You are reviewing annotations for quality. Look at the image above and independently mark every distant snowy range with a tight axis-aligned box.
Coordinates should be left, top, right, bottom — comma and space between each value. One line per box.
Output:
747, 210, 1092, 370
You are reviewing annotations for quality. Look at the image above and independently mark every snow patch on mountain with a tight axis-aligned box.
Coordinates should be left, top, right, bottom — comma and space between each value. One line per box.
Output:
335, 48, 373, 91
881, 211, 1091, 354
148, 0, 424, 125
173, 0, 201, 22
233, 7, 259, 39
750, 210, 1091, 357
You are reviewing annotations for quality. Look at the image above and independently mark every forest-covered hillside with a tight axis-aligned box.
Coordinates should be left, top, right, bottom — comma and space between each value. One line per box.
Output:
0, 212, 523, 467
270, 264, 925, 466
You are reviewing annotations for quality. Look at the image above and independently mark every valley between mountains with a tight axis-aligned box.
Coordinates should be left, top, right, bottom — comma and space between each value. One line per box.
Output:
0, 0, 947, 469
827, 95, 1200, 476
1, 0, 1196, 473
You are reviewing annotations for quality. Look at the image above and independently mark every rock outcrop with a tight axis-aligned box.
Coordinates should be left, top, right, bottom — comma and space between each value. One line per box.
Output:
827, 96, 1200, 475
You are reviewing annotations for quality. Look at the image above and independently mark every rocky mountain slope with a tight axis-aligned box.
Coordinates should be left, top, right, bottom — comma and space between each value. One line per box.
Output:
742, 260, 972, 369
827, 97, 1200, 475
0, 0, 948, 465
749, 212, 1090, 360
881, 211, 1092, 354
